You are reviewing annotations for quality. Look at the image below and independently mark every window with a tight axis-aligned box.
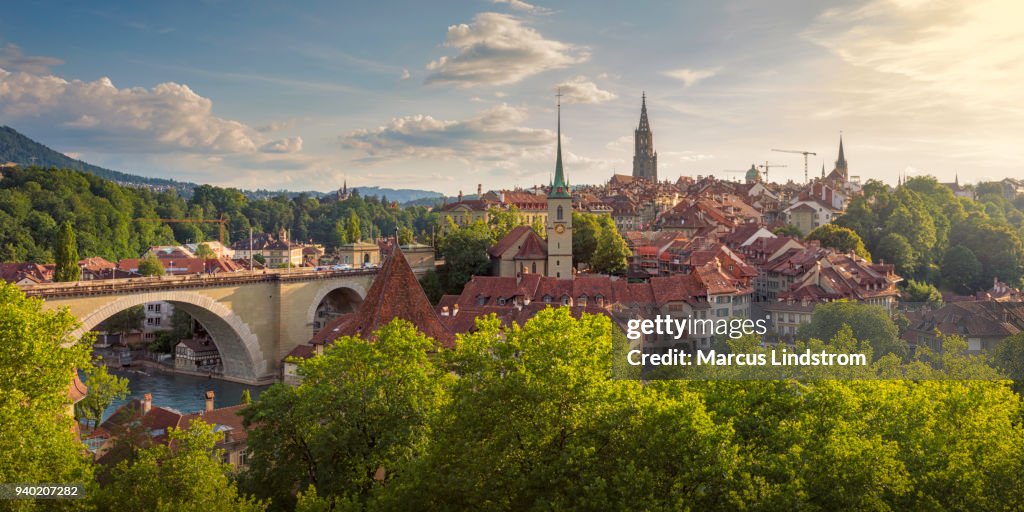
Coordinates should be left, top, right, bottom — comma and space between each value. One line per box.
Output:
531, 262, 537, 274
557, 205, 564, 220
146, 317, 161, 326
147, 304, 161, 312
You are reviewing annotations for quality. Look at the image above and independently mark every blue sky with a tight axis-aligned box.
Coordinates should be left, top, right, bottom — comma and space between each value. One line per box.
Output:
1, 0, 1022, 193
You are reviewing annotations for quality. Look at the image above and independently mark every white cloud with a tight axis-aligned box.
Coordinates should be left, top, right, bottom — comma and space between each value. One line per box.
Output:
400, 68, 411, 80
341, 103, 554, 162
0, 44, 63, 74
804, 0, 1024, 109
259, 137, 303, 153
0, 67, 296, 154
557, 76, 617, 104
425, 13, 587, 87
663, 67, 720, 87
491, 0, 552, 15
256, 118, 299, 133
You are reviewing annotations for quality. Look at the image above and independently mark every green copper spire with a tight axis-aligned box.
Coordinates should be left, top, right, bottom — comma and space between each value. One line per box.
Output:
550, 89, 571, 199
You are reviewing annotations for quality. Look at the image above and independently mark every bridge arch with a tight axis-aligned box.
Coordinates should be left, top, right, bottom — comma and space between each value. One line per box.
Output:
306, 283, 367, 331
73, 291, 267, 382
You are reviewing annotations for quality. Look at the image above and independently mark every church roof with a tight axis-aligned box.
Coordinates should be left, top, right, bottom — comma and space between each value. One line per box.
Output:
514, 231, 548, 260
313, 246, 454, 347
549, 97, 571, 199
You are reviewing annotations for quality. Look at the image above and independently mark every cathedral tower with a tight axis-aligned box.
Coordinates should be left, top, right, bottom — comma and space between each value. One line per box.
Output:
632, 92, 658, 182
547, 92, 573, 280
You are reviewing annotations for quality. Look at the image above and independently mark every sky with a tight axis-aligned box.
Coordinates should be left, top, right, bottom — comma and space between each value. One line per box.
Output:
1, 0, 1022, 195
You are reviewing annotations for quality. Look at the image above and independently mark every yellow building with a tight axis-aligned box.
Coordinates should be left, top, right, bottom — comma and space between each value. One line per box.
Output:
336, 241, 381, 267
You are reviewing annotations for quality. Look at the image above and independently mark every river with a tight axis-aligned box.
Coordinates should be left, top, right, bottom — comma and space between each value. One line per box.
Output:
93, 368, 271, 421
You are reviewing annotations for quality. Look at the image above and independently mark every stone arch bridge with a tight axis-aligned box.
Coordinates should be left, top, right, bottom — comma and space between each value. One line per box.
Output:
21, 269, 378, 384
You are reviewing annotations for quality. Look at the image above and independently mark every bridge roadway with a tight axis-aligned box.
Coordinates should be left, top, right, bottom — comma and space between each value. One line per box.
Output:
20, 267, 379, 384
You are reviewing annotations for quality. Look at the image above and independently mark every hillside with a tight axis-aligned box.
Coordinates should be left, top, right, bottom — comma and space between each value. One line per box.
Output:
0, 126, 196, 194
0, 126, 442, 202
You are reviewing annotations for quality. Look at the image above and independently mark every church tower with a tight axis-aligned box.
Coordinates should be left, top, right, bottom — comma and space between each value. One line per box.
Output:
632, 92, 658, 182
834, 134, 848, 181
547, 92, 573, 280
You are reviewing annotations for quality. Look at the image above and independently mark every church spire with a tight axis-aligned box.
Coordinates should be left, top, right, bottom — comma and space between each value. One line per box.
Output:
632, 91, 657, 182
836, 133, 847, 170
549, 89, 570, 199
638, 91, 650, 132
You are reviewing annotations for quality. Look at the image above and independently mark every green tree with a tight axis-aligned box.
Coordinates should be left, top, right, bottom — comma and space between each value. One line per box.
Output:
75, 362, 129, 430
806, 224, 871, 260
419, 269, 444, 305
590, 225, 631, 274
487, 205, 520, 243
252, 253, 266, 266
240, 320, 450, 510
941, 244, 982, 293
53, 220, 80, 282
195, 242, 216, 260
94, 419, 266, 511
796, 301, 907, 360
876, 232, 917, 276
0, 282, 94, 508
347, 211, 362, 242
138, 253, 165, 276
773, 224, 803, 237
386, 309, 739, 511
438, 221, 492, 294
903, 279, 942, 306
334, 220, 349, 247
398, 226, 415, 245
571, 211, 602, 267
993, 332, 1024, 394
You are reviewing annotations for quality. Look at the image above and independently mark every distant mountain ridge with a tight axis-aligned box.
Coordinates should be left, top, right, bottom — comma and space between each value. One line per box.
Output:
0, 125, 196, 194
0, 126, 443, 202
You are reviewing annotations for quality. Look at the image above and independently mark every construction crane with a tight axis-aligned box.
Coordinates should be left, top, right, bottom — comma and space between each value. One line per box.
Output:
771, 149, 816, 183
141, 217, 229, 245
721, 169, 749, 183
757, 161, 787, 182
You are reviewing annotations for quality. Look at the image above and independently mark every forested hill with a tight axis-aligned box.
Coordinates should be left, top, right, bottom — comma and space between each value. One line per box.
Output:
0, 126, 195, 194
0, 166, 438, 264
0, 126, 442, 202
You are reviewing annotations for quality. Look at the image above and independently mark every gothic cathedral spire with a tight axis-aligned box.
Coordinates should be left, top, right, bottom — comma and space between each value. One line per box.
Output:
632, 92, 657, 183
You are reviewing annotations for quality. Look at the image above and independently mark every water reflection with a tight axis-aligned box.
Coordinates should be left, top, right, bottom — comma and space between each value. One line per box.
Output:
87, 368, 270, 421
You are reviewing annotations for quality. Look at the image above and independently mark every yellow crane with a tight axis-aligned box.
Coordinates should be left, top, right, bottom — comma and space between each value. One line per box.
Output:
757, 161, 787, 182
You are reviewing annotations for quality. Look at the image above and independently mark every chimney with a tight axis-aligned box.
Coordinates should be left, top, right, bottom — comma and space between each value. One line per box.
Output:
142, 393, 152, 414
441, 306, 449, 317
477, 184, 482, 197
458, 190, 463, 202
205, 390, 215, 412
453, 304, 459, 317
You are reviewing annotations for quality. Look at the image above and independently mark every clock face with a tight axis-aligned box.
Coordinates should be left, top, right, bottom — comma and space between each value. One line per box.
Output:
555, 224, 565, 234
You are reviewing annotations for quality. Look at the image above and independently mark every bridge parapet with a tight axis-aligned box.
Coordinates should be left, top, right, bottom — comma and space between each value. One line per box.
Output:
19, 267, 379, 299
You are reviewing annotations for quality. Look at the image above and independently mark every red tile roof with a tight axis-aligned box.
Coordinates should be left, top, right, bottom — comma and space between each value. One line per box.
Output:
312, 247, 454, 347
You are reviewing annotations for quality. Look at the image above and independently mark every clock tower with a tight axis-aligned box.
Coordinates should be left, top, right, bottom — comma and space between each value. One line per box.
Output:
547, 92, 573, 280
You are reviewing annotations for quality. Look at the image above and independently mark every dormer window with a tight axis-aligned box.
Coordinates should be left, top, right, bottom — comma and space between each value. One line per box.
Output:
543, 295, 553, 304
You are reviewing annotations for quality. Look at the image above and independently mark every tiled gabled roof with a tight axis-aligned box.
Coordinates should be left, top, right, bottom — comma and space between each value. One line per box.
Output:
312, 247, 454, 348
